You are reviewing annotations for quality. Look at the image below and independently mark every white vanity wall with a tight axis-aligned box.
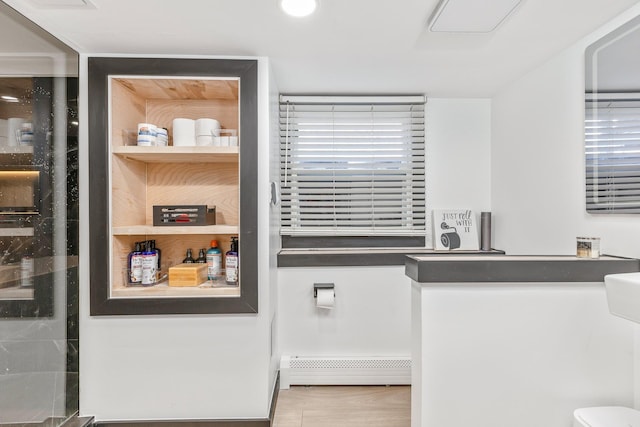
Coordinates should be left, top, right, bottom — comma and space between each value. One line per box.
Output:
412, 281, 634, 427
277, 98, 492, 359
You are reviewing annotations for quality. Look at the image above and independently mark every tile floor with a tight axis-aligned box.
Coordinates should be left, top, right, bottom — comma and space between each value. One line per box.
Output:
271, 385, 411, 427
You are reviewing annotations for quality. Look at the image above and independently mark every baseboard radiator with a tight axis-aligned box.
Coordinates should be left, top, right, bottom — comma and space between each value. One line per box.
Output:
279, 356, 411, 389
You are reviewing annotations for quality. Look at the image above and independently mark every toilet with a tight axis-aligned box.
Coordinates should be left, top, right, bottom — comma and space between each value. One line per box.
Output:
574, 406, 640, 426
573, 272, 640, 426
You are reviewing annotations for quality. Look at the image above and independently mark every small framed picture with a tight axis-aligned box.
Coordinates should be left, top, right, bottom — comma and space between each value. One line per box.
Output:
432, 209, 480, 251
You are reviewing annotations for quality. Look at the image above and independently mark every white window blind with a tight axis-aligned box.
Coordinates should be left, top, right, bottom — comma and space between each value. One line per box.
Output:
586, 93, 640, 213
279, 95, 426, 236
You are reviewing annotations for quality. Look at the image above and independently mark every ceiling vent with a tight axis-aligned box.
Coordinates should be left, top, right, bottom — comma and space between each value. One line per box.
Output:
428, 0, 522, 33
28, 0, 96, 9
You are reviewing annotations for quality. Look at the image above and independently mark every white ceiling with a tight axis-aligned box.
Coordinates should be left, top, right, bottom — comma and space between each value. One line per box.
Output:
2, 0, 640, 97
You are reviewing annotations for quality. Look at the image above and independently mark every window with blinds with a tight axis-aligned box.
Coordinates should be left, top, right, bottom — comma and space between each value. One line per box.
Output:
279, 95, 426, 237
585, 93, 640, 213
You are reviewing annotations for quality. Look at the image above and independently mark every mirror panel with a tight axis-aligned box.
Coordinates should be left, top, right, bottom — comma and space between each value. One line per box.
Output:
585, 14, 640, 213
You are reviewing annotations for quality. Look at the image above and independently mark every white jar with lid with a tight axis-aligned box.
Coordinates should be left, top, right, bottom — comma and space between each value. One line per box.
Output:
576, 237, 600, 259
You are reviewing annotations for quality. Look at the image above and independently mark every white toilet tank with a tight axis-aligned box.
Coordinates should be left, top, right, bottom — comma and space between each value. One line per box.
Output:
574, 406, 640, 426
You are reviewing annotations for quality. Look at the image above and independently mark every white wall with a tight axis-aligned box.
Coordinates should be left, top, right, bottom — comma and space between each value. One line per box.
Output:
492, 2, 640, 412
78, 56, 276, 421
492, 4, 640, 259
278, 99, 492, 358
412, 282, 634, 427
427, 98, 492, 217
278, 266, 411, 356
268, 63, 281, 395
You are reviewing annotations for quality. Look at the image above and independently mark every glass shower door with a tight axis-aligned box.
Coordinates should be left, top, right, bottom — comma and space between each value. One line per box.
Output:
0, 1, 80, 425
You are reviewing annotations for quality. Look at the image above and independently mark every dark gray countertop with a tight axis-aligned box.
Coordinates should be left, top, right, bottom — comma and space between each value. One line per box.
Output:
405, 254, 640, 283
278, 248, 505, 267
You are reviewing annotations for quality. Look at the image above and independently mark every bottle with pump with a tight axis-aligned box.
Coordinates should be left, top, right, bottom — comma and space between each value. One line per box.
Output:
128, 242, 143, 285
141, 241, 157, 286
225, 236, 239, 286
149, 239, 161, 271
196, 248, 207, 263
183, 248, 195, 264
206, 240, 222, 281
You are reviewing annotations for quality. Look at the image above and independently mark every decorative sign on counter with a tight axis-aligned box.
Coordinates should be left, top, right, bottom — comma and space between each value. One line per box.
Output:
432, 209, 479, 250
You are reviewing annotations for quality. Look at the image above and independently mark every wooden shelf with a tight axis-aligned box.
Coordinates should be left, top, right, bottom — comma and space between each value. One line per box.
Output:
0, 146, 33, 155
112, 224, 239, 236
111, 283, 240, 298
113, 77, 239, 101
0, 286, 34, 300
112, 146, 238, 163
0, 227, 34, 237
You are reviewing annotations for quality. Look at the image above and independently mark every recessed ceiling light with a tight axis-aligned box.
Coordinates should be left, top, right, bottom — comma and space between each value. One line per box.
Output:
428, 0, 522, 33
279, 0, 318, 17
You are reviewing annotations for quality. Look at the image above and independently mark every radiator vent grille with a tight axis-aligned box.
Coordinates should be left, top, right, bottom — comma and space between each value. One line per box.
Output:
280, 356, 411, 389
289, 357, 411, 370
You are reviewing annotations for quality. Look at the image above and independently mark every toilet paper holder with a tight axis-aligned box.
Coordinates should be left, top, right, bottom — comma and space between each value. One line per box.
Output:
314, 283, 334, 297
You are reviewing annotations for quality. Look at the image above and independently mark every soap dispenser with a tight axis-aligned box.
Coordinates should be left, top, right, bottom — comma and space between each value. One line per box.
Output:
225, 236, 238, 286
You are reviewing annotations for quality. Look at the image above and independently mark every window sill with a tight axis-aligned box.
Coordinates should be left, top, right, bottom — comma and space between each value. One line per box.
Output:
277, 248, 506, 267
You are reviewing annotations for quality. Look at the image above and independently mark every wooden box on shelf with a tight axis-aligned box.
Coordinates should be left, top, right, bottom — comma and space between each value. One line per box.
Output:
168, 263, 207, 287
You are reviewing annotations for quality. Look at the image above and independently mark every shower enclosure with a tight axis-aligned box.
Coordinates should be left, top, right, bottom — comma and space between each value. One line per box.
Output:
0, 2, 80, 425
